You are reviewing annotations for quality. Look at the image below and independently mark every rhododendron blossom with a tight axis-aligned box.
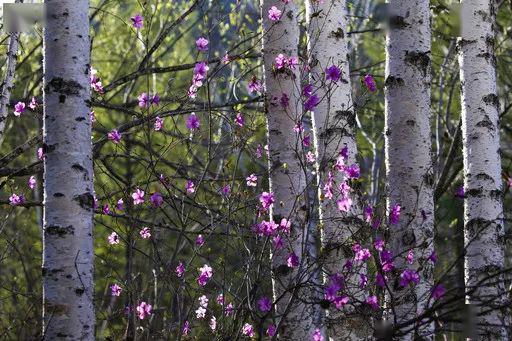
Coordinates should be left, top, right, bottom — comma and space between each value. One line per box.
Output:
111, 284, 122, 296
195, 37, 209, 51
389, 203, 401, 224
136, 302, 152, 320
246, 174, 257, 187
257, 296, 272, 312
132, 188, 145, 205
28, 176, 36, 190
108, 130, 121, 144
268, 6, 282, 21
9, 194, 24, 206
198, 264, 213, 286
131, 14, 143, 28
242, 323, 254, 337
14, 102, 25, 116
108, 232, 120, 245
140, 227, 151, 239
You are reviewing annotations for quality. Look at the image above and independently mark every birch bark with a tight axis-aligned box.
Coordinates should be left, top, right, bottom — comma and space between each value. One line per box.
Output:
0, 27, 20, 146
306, 0, 369, 339
42, 1, 95, 339
261, 0, 314, 338
384, 0, 434, 338
459, 0, 510, 338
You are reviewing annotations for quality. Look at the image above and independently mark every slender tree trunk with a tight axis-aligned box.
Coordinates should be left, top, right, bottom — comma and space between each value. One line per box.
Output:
384, 0, 434, 338
458, 0, 510, 338
0, 21, 20, 146
260, 0, 314, 338
42, 1, 95, 339
306, 0, 370, 339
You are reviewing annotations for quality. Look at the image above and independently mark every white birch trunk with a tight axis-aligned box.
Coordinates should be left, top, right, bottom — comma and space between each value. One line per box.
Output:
42, 1, 95, 339
0, 29, 20, 146
261, 0, 314, 338
306, 1, 369, 339
384, 0, 434, 338
459, 0, 510, 338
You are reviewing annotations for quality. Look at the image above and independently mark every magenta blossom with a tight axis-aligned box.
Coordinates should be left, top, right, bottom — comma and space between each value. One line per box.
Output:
186, 113, 200, 131
116, 198, 124, 211
246, 174, 257, 187
325, 65, 341, 82
366, 295, 379, 310
258, 296, 272, 312
14, 102, 26, 116
355, 248, 371, 262
195, 37, 209, 51
28, 176, 36, 190
185, 180, 195, 194
364, 74, 377, 92
132, 188, 145, 205
304, 94, 320, 111
242, 323, 254, 337
136, 302, 152, 320
432, 284, 446, 300
111, 284, 122, 296
176, 262, 185, 277
131, 14, 143, 29
400, 269, 420, 287
9, 193, 25, 206
268, 6, 282, 21
29, 97, 37, 110
266, 324, 277, 337
312, 328, 324, 341
286, 252, 299, 268
196, 234, 204, 247
37, 147, 45, 160
197, 264, 213, 286
108, 130, 121, 144
154, 116, 163, 131
235, 112, 244, 127
455, 185, 465, 198
183, 321, 190, 335
140, 227, 151, 239
259, 191, 274, 210
108, 232, 120, 245
150, 192, 163, 207
248, 76, 263, 93
389, 203, 401, 225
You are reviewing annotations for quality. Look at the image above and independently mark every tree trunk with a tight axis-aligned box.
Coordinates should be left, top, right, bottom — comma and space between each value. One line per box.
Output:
458, 0, 510, 338
42, 1, 95, 339
384, 0, 434, 338
306, 0, 370, 339
0, 26, 20, 146
260, 0, 314, 338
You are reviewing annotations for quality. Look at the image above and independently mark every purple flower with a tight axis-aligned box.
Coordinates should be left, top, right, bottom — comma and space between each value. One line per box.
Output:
111, 284, 122, 296
325, 65, 341, 82
136, 302, 152, 320
176, 262, 185, 277
248, 76, 262, 93
28, 176, 36, 190
185, 180, 195, 194
183, 320, 190, 335
151, 93, 160, 105
399, 269, 420, 287
334, 295, 349, 309
258, 296, 272, 312
428, 250, 437, 264
221, 184, 231, 197
195, 37, 209, 51
259, 191, 274, 210
275, 53, 287, 69
154, 116, 164, 131
235, 112, 244, 127
196, 234, 204, 247
455, 185, 465, 199
366, 295, 379, 310
138, 92, 151, 108
132, 188, 145, 205
312, 328, 324, 341
268, 6, 282, 21
186, 113, 200, 131
364, 74, 377, 92
197, 264, 213, 286
266, 324, 277, 337
102, 204, 111, 215
304, 94, 320, 111
303, 83, 313, 97
389, 203, 401, 225
376, 273, 387, 287
286, 252, 299, 268
108, 130, 122, 144
140, 227, 151, 239
14, 102, 26, 116
108, 232, 120, 245
336, 196, 352, 212
131, 14, 143, 29
150, 192, 163, 207
9, 193, 25, 206
354, 248, 371, 262
116, 198, 124, 211
364, 206, 373, 223
29, 97, 37, 110
432, 284, 446, 300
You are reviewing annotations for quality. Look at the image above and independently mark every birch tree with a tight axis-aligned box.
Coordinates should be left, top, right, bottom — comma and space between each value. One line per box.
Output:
384, 0, 434, 338
306, 0, 369, 339
42, 0, 95, 339
458, 0, 510, 338
261, 0, 314, 338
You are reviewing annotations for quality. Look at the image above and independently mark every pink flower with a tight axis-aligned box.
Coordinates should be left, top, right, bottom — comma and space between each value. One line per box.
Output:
132, 188, 145, 205
154, 116, 164, 131
150, 192, 163, 207
274, 53, 287, 69
389, 204, 401, 225
355, 248, 371, 262
111, 284, 122, 296
257, 296, 272, 312
246, 174, 257, 187
268, 6, 282, 21
242, 323, 254, 337
198, 295, 209, 307
306, 151, 316, 163
136, 301, 152, 320
507, 177, 512, 188
186, 113, 200, 131
183, 321, 190, 335
266, 324, 277, 337
235, 112, 244, 127
29, 97, 37, 110
364, 206, 373, 223
222, 53, 230, 64
406, 250, 414, 264
196, 306, 206, 319
286, 252, 299, 268
14, 102, 25, 116
9, 193, 25, 206
209, 316, 217, 331
366, 295, 379, 310
337, 196, 352, 212
225, 302, 234, 315
140, 227, 151, 239
216, 294, 224, 305
325, 65, 341, 82
334, 295, 349, 309
198, 264, 213, 286
90, 111, 96, 123
196, 234, 204, 247
102, 204, 111, 215
28, 175, 36, 190
312, 328, 324, 341
374, 239, 385, 252
363, 74, 377, 92
108, 232, 120, 245
185, 180, 195, 194
259, 191, 274, 211
360, 274, 368, 288
196, 37, 209, 51
248, 76, 262, 93
108, 130, 122, 144
399, 269, 420, 287
37, 147, 45, 160
138, 93, 151, 108
376, 273, 387, 287
304, 94, 320, 111
176, 262, 185, 277
131, 14, 143, 29
116, 198, 124, 211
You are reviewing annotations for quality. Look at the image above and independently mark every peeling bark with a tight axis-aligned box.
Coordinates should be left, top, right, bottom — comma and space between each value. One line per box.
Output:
458, 0, 510, 339
384, 0, 434, 339
42, 1, 95, 339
